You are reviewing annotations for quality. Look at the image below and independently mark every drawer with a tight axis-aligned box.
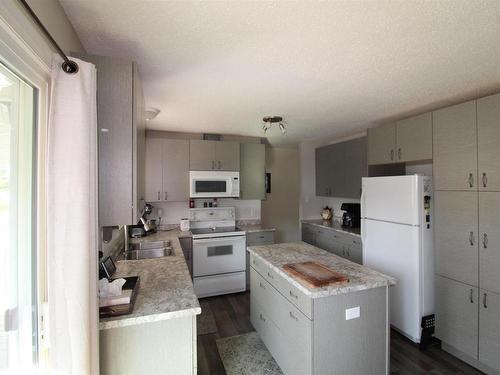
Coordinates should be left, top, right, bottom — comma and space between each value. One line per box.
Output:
262, 265, 313, 319
250, 252, 268, 276
247, 231, 275, 245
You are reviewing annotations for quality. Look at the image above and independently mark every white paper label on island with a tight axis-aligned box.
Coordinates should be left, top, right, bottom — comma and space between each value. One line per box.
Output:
345, 306, 360, 320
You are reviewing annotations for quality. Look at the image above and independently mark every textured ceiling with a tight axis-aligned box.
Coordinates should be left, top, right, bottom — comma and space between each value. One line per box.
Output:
60, 0, 500, 145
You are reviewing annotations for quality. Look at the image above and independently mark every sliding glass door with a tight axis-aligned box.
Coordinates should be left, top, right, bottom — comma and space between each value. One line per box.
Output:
0, 61, 37, 371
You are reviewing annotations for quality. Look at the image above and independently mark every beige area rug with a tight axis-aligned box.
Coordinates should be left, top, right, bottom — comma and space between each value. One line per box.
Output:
197, 300, 218, 335
216, 332, 284, 375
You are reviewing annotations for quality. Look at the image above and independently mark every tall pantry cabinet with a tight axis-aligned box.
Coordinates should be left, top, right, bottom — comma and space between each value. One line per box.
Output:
434, 93, 500, 373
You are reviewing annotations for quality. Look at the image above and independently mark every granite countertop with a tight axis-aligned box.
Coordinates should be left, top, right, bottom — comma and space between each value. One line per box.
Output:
301, 219, 361, 237
237, 224, 276, 233
247, 242, 396, 298
100, 229, 200, 330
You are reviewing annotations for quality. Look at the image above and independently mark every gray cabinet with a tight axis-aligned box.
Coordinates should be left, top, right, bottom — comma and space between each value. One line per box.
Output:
477, 93, 500, 191
433, 100, 477, 191
145, 137, 189, 202
479, 289, 500, 372
246, 230, 275, 290
434, 191, 478, 286
189, 140, 240, 171
301, 223, 315, 245
240, 143, 265, 199
396, 112, 432, 162
74, 53, 145, 226
367, 122, 396, 165
479, 193, 500, 294
315, 137, 366, 198
435, 275, 479, 359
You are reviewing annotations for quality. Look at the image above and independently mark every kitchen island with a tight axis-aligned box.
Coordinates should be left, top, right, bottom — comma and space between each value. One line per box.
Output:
100, 228, 200, 375
248, 241, 396, 375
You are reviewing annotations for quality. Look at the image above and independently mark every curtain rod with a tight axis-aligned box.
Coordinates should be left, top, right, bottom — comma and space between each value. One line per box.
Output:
18, 0, 79, 74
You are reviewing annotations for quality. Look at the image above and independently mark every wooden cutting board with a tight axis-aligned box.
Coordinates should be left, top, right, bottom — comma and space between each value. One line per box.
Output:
283, 261, 349, 288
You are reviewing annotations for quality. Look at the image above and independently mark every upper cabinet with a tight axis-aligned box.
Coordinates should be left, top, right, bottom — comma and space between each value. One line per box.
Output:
367, 122, 396, 165
74, 53, 145, 226
315, 137, 366, 198
433, 101, 477, 191
367, 113, 432, 165
189, 140, 240, 171
145, 137, 189, 202
477, 93, 500, 191
240, 143, 266, 200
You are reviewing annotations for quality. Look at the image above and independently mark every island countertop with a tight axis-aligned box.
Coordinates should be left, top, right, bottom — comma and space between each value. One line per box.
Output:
99, 228, 200, 330
247, 241, 396, 298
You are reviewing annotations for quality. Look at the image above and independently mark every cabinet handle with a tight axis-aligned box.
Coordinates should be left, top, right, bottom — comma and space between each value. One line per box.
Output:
342, 248, 346, 256
470, 289, 474, 303
289, 311, 298, 321
164, 191, 167, 200
218, 161, 221, 169
267, 271, 274, 279
483, 233, 488, 249
212, 160, 215, 169
157, 191, 160, 200
347, 248, 351, 257
259, 281, 265, 289
259, 313, 266, 322
398, 148, 402, 160
468, 173, 474, 188
483, 293, 488, 308
390, 149, 394, 161
482, 172, 488, 188
469, 231, 475, 246
289, 290, 298, 299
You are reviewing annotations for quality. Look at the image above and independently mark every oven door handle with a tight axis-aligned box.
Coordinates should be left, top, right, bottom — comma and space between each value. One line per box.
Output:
193, 236, 245, 244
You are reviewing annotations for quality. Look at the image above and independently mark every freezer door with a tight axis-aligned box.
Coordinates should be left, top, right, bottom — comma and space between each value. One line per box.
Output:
362, 219, 425, 343
361, 175, 420, 225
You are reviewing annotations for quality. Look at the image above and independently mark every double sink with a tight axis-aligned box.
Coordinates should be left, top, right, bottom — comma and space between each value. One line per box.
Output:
125, 240, 174, 260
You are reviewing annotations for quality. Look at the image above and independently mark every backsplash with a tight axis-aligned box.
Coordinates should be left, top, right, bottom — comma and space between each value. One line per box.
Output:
150, 198, 261, 225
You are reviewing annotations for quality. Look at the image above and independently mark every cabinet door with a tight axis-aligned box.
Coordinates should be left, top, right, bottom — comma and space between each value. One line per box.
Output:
433, 101, 477, 191
240, 143, 265, 199
315, 230, 331, 251
434, 191, 478, 286
367, 122, 396, 165
315, 146, 331, 196
479, 289, 500, 372
144, 137, 163, 202
162, 139, 189, 201
435, 276, 478, 359
329, 142, 346, 197
477, 93, 500, 191
347, 243, 363, 264
396, 112, 432, 162
301, 224, 315, 245
215, 141, 240, 171
479, 192, 500, 294
343, 137, 366, 198
189, 140, 215, 170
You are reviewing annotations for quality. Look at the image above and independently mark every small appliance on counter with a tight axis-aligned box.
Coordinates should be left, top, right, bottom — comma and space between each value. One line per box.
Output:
341, 203, 361, 228
180, 218, 190, 231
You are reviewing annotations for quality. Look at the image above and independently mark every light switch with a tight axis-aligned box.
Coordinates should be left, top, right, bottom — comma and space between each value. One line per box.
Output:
345, 306, 360, 320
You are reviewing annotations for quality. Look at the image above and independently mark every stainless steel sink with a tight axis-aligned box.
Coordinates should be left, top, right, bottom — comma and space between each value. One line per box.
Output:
125, 240, 174, 260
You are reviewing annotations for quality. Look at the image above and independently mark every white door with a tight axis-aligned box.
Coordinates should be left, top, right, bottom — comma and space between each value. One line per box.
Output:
193, 236, 246, 277
362, 176, 420, 225
362, 219, 422, 342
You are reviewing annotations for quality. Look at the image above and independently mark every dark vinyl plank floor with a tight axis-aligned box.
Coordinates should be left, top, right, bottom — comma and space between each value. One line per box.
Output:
197, 292, 483, 375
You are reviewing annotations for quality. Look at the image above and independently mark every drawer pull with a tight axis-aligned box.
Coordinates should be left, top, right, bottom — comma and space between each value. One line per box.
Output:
259, 282, 265, 289
483, 293, 488, 308
469, 231, 475, 246
289, 290, 298, 299
259, 313, 266, 322
289, 311, 298, 321
267, 272, 274, 279
259, 236, 265, 239
469, 289, 474, 303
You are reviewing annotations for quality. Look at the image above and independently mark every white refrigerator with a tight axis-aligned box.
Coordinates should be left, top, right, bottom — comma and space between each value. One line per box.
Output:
361, 175, 434, 343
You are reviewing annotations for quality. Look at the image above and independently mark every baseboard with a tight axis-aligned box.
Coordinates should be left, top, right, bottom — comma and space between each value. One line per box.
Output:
441, 342, 500, 375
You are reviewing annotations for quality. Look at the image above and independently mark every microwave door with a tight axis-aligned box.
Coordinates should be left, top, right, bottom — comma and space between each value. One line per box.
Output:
195, 179, 227, 194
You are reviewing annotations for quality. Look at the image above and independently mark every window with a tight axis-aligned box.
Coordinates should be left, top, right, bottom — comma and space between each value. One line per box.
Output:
0, 61, 37, 371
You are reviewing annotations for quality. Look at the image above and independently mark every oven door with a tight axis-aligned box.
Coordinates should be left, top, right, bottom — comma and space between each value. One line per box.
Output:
192, 236, 246, 277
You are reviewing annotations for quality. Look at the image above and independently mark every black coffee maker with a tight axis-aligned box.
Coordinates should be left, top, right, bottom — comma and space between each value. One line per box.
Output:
341, 203, 361, 228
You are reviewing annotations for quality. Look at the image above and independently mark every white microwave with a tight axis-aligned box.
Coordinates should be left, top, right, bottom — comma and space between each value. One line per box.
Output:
189, 171, 240, 198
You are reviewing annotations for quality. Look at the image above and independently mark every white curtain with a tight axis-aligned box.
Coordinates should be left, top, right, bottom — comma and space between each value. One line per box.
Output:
47, 56, 99, 375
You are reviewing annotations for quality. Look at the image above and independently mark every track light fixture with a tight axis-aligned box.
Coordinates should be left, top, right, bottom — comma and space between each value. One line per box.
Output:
262, 116, 286, 135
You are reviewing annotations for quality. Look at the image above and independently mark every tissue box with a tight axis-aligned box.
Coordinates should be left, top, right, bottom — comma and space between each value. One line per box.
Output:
99, 276, 140, 318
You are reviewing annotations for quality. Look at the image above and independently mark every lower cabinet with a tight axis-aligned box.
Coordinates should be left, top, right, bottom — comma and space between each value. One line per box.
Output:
246, 230, 275, 290
479, 289, 500, 371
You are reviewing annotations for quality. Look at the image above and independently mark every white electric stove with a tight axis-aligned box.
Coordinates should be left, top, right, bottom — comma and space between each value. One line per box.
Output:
189, 207, 246, 298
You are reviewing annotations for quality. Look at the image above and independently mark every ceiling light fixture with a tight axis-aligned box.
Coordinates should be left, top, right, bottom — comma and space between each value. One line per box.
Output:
145, 107, 160, 121
262, 116, 286, 135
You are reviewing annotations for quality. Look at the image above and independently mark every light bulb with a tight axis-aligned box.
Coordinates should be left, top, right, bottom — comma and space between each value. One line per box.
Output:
279, 122, 286, 134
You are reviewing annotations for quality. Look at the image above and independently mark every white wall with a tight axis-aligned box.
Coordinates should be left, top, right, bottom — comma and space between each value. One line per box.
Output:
299, 133, 366, 220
